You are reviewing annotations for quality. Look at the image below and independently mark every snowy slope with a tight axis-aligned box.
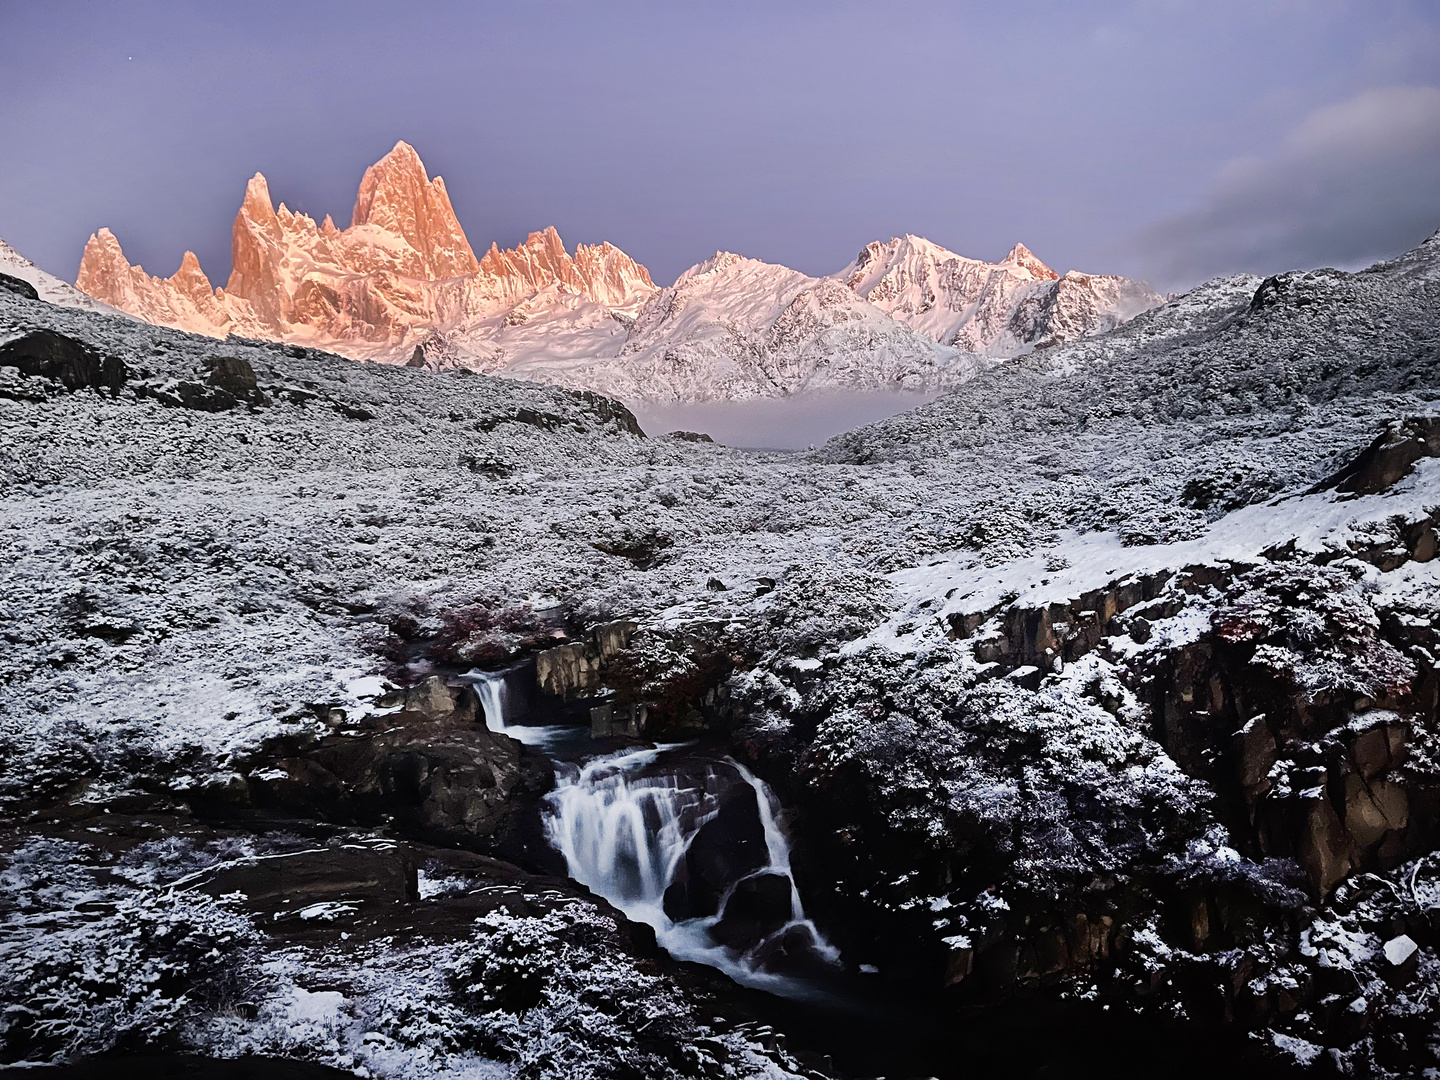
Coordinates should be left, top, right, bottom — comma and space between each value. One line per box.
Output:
0, 236, 127, 316
3, 230, 1440, 1077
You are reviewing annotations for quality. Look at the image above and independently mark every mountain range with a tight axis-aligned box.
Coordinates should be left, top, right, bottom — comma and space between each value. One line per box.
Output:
64, 141, 1162, 401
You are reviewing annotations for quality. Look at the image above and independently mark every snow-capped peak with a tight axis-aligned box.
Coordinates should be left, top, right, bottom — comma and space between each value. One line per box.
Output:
835, 233, 1159, 355
999, 242, 1058, 281
676, 251, 754, 284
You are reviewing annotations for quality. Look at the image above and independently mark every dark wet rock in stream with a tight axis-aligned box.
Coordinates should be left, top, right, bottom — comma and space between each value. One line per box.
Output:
664, 781, 770, 921
710, 872, 794, 950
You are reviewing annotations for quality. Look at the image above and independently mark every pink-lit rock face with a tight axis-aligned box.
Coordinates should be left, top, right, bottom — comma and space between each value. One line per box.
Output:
76, 141, 657, 361
77, 229, 230, 332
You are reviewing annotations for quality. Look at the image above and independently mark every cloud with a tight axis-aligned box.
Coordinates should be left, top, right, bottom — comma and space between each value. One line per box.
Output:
1140, 85, 1440, 289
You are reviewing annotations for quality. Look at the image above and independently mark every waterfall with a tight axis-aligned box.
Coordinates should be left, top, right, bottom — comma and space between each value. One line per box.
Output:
734, 761, 806, 922
463, 668, 562, 748
470, 669, 510, 733
544, 744, 838, 994
545, 745, 716, 912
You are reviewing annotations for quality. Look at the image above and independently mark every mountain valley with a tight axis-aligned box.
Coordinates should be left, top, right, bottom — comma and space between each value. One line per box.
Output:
2, 220, 1438, 1077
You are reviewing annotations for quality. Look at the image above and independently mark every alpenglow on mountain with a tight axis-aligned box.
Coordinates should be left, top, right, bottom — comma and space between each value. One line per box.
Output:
72, 141, 1162, 401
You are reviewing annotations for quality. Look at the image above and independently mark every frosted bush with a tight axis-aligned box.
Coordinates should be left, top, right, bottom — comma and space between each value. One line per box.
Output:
0, 872, 265, 1061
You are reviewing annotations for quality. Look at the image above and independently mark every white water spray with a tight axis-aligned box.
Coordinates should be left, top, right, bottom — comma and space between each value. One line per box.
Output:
470, 669, 510, 733
544, 744, 838, 994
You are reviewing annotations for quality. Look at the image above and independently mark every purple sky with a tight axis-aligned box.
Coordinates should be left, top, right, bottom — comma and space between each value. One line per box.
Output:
2, 1, 1436, 292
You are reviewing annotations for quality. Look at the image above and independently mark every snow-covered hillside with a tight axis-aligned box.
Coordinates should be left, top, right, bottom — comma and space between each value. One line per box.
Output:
63, 142, 1158, 401
3, 229, 1440, 1077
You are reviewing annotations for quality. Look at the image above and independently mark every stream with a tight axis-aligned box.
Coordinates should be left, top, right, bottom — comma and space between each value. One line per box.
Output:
462, 668, 1281, 1079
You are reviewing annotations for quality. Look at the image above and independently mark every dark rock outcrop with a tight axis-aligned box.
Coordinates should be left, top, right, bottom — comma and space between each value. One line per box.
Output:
178, 840, 417, 911
711, 872, 793, 950
242, 676, 551, 852
0, 273, 40, 302
205, 355, 259, 397
0, 328, 127, 392
1317, 416, 1440, 496
534, 620, 637, 699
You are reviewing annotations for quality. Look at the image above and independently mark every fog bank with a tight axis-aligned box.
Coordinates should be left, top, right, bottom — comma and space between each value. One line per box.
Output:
629, 390, 942, 451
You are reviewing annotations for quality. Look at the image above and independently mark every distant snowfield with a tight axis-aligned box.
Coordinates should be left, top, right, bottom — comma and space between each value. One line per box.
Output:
629, 389, 944, 449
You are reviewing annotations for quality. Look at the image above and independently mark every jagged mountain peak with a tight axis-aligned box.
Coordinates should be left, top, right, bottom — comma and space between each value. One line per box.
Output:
350, 140, 428, 226
350, 141, 478, 279
77, 142, 656, 351
238, 173, 279, 231
1000, 241, 1058, 280
69, 144, 1154, 401
837, 232, 1159, 355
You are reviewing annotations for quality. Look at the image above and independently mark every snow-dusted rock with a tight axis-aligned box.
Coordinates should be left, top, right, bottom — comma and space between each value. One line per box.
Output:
836, 233, 1162, 355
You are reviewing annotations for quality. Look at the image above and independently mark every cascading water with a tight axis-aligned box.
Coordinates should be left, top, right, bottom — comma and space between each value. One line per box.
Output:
471, 669, 510, 733
463, 668, 564, 748
544, 743, 839, 995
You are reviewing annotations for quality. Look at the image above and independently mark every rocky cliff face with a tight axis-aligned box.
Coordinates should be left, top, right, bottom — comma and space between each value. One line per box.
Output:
70, 144, 1158, 402
76, 141, 657, 366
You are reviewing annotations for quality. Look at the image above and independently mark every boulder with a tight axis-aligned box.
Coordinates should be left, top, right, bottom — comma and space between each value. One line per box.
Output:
404, 674, 469, 718
1319, 417, 1440, 496
1350, 720, 1408, 780
1342, 774, 1408, 851
1381, 934, 1419, 985
244, 682, 547, 849
536, 642, 598, 697
205, 354, 259, 396
1301, 791, 1356, 895
711, 872, 794, 951
0, 273, 39, 301
0, 328, 127, 391
306, 714, 541, 843
748, 921, 834, 978
664, 782, 769, 921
